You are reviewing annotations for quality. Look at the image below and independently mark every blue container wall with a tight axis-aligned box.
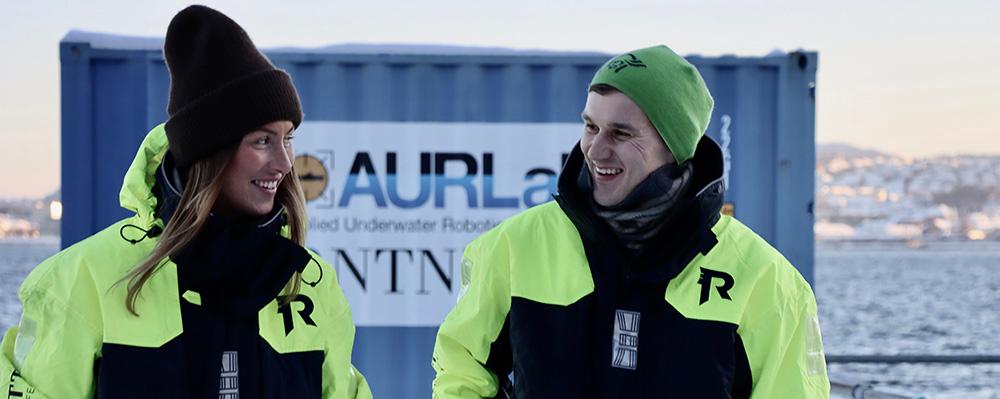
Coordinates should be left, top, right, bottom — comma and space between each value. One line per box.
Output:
61, 35, 816, 398
694, 54, 818, 285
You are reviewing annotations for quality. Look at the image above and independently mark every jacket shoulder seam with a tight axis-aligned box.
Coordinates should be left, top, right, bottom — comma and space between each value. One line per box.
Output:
20, 263, 104, 337
714, 218, 753, 271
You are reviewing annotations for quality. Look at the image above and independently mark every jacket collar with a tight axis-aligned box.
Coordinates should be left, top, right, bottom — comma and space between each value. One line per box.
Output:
556, 135, 726, 236
119, 125, 308, 315
153, 150, 285, 232
554, 135, 726, 286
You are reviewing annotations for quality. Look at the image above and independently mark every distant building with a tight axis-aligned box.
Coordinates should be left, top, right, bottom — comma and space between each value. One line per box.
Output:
815, 144, 999, 242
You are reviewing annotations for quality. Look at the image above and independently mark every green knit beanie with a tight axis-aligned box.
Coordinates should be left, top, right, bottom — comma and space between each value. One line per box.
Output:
589, 45, 714, 164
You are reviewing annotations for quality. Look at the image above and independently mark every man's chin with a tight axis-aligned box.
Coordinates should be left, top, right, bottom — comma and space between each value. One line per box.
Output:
592, 192, 622, 207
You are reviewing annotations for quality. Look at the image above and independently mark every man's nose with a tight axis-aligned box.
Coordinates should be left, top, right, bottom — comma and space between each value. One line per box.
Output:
587, 131, 613, 160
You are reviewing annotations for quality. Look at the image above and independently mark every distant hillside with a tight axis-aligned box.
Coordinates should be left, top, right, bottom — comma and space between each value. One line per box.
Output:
816, 141, 1000, 241
817, 142, 897, 164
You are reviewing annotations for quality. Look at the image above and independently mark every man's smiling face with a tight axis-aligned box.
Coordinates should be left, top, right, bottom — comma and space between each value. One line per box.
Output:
580, 88, 675, 207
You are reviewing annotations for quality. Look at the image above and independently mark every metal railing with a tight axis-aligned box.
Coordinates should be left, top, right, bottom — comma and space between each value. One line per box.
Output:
825, 353, 1000, 398
827, 354, 1000, 364
830, 380, 924, 399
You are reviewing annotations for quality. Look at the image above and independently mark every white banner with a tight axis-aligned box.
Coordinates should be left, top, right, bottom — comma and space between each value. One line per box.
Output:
295, 122, 580, 326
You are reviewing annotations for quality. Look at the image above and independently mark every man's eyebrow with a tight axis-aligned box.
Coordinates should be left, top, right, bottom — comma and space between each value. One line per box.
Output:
581, 115, 637, 132
608, 122, 637, 132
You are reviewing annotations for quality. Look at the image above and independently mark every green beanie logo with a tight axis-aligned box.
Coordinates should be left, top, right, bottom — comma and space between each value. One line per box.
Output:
590, 45, 714, 163
607, 53, 647, 73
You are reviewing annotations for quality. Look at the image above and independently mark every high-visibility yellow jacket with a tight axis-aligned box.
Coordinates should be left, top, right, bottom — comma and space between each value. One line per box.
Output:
433, 136, 830, 398
0, 125, 372, 399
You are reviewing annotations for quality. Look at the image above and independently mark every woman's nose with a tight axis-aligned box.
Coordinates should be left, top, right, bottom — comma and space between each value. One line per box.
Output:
271, 144, 293, 174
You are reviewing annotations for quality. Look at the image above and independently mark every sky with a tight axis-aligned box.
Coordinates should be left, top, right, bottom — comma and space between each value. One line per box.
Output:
1, 0, 998, 198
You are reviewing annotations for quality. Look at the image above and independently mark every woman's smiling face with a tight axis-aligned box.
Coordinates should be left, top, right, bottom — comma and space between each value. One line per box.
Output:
214, 120, 295, 218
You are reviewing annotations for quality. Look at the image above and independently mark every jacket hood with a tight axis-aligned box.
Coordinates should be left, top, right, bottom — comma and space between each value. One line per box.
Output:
688, 135, 727, 227
120, 124, 171, 228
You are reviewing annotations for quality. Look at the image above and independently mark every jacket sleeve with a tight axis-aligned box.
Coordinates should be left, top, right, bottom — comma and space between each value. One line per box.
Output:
741, 256, 830, 398
313, 255, 372, 399
322, 304, 372, 399
432, 229, 513, 399
1, 251, 104, 399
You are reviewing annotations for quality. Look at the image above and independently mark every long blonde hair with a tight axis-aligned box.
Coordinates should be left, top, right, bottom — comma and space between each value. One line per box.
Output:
122, 147, 309, 315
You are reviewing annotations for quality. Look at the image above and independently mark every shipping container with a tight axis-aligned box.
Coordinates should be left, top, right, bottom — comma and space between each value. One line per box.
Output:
60, 30, 817, 397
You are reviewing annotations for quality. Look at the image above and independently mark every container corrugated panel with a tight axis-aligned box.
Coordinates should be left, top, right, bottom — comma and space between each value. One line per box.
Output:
60, 31, 817, 397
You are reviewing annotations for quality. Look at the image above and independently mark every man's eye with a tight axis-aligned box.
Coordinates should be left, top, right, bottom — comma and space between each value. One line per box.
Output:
255, 137, 269, 145
585, 124, 598, 133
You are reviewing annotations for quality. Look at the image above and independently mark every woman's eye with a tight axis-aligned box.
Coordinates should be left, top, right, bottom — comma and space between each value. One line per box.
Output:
283, 135, 295, 147
254, 137, 269, 145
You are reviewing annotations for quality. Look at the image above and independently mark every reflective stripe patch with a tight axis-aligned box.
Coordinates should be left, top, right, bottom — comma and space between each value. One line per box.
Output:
182, 290, 202, 306
219, 350, 239, 398
13, 315, 37, 369
804, 315, 826, 376
458, 256, 474, 302
612, 309, 640, 370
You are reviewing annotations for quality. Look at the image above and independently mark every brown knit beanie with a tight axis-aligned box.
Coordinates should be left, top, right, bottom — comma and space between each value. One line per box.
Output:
163, 5, 303, 168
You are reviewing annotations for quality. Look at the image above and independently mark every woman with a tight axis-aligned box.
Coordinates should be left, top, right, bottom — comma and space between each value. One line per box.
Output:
0, 6, 372, 398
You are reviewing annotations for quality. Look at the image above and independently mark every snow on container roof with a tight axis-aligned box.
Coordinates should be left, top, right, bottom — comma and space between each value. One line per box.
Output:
61, 29, 610, 56
61, 30, 808, 61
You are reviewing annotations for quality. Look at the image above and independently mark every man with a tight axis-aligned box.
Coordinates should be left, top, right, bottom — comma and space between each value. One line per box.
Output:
432, 45, 830, 398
